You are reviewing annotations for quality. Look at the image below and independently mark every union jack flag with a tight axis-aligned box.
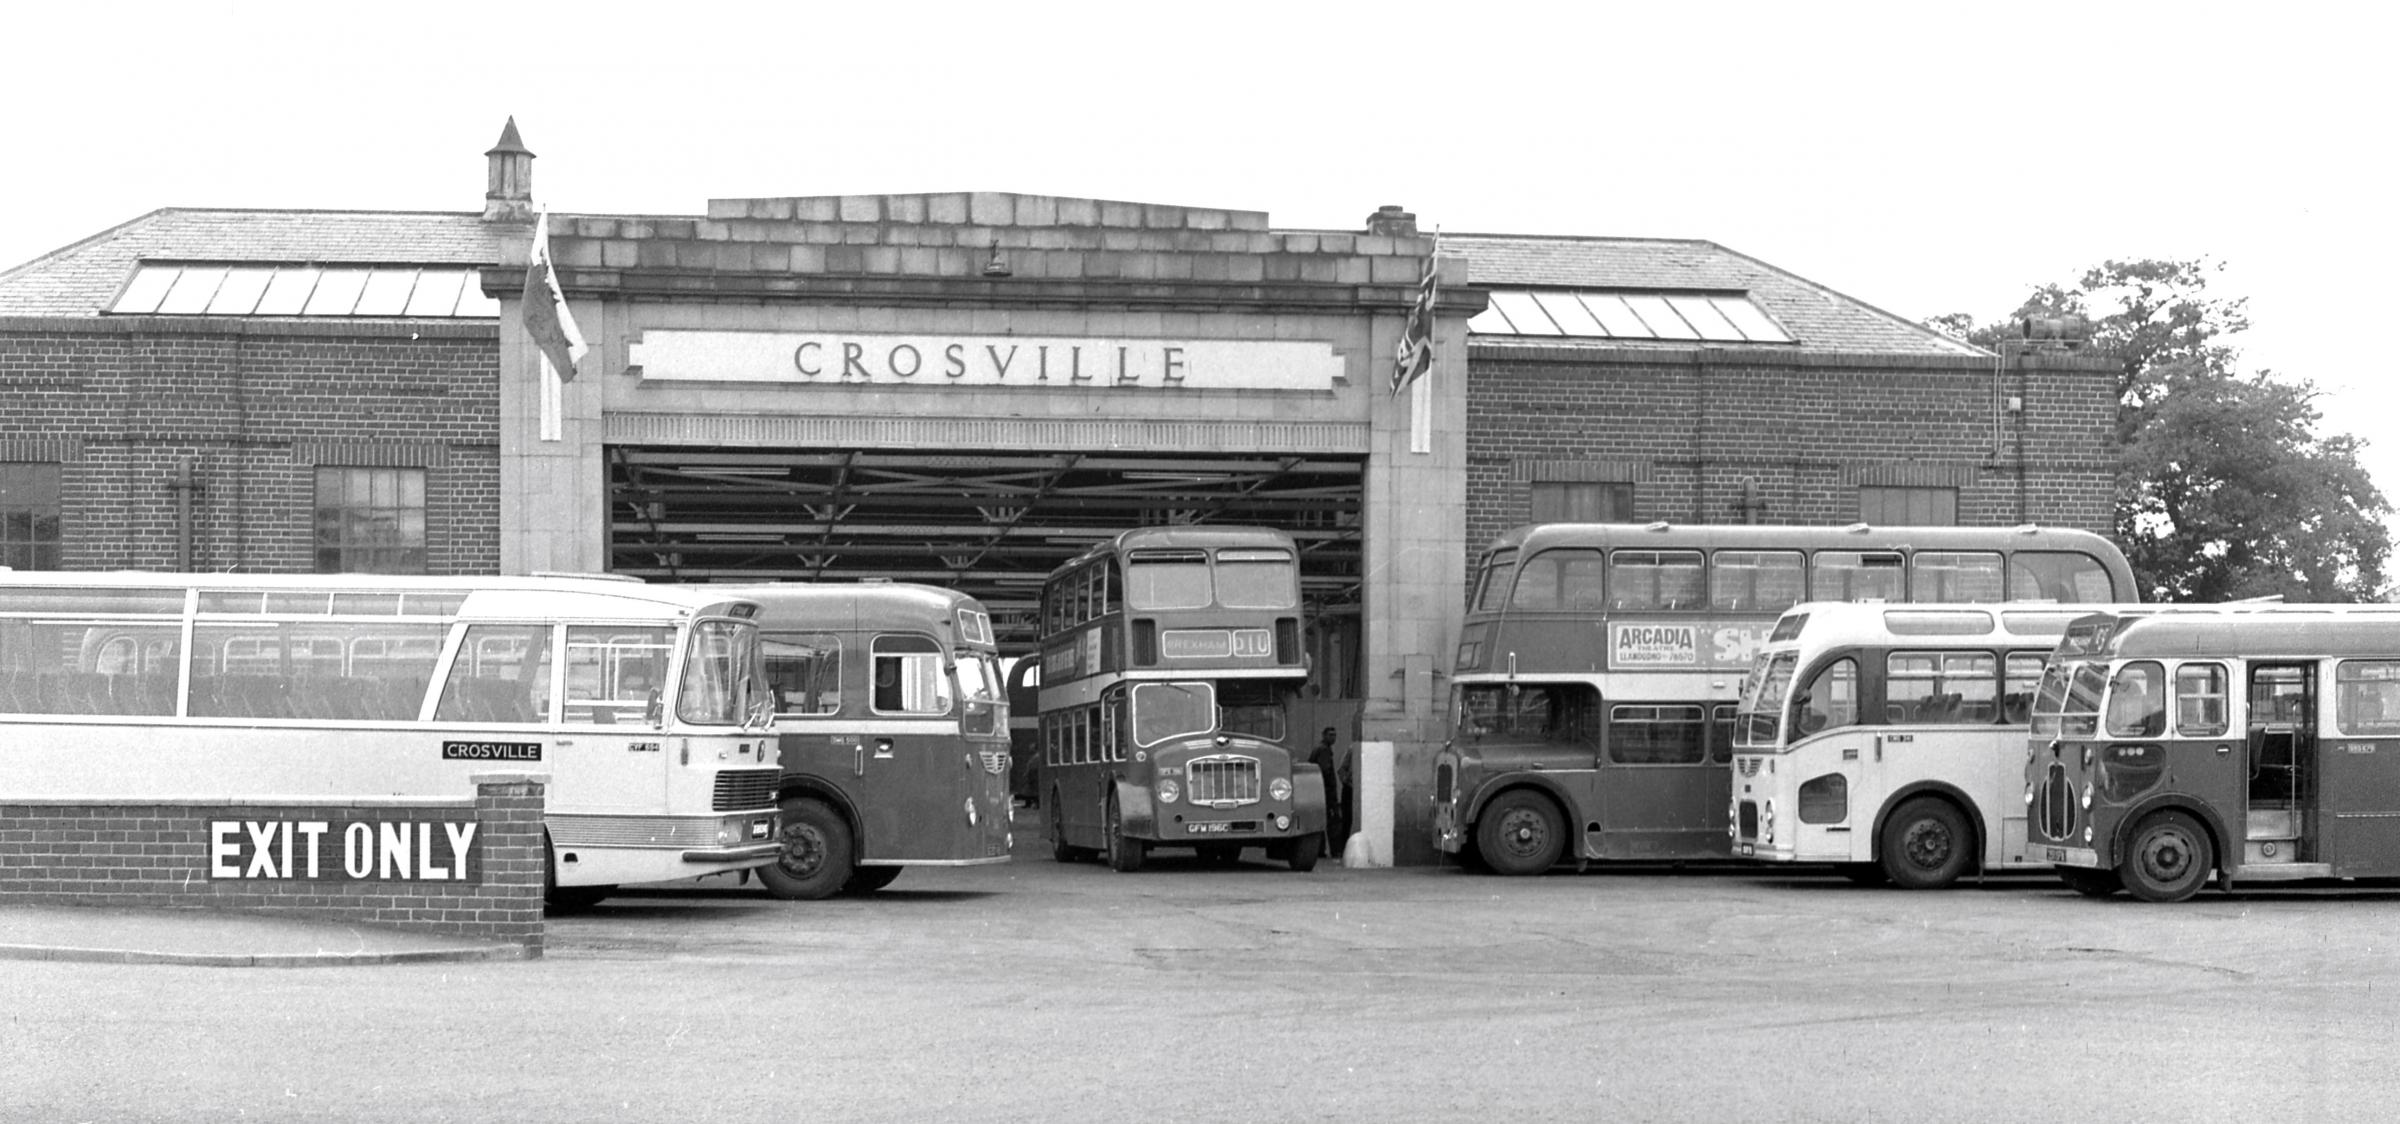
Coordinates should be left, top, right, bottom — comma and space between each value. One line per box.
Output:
1390, 233, 1440, 397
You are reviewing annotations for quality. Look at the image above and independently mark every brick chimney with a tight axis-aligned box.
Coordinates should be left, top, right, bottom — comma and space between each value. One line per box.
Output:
1365, 204, 1417, 237
483, 118, 535, 223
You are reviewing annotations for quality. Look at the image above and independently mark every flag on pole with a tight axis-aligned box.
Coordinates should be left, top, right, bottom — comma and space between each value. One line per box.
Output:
523, 208, 587, 382
1389, 232, 1440, 397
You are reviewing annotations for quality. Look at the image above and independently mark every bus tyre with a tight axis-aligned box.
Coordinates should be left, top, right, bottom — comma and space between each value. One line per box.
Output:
1105, 794, 1146, 873
1048, 792, 1083, 863
1879, 797, 1973, 890
2058, 867, 2122, 898
2120, 811, 2213, 903
1293, 833, 1325, 872
1476, 790, 1565, 876
842, 865, 904, 894
759, 797, 853, 901
541, 831, 612, 912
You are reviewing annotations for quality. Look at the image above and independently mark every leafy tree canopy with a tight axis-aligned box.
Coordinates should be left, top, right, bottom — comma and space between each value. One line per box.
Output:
1931, 259, 2390, 602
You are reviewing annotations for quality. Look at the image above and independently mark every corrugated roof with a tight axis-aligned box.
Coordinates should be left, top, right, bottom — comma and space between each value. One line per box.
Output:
1445, 233, 1983, 358
0, 209, 502, 317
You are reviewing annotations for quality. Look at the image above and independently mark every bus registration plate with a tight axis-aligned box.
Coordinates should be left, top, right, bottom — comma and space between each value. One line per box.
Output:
1187, 822, 1234, 834
2042, 845, 2100, 869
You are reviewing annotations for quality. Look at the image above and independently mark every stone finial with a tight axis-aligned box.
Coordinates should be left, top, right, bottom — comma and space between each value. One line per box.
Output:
1365, 205, 1417, 237
484, 117, 535, 223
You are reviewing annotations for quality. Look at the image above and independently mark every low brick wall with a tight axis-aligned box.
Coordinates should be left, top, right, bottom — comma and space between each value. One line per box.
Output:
0, 772, 547, 954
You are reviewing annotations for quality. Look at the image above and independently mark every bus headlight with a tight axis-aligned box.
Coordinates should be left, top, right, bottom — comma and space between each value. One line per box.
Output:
965, 798, 979, 826
1275, 814, 1291, 831
2082, 746, 2093, 769
1761, 799, 1776, 845
1269, 777, 1292, 802
2081, 782, 2094, 810
1158, 778, 1181, 804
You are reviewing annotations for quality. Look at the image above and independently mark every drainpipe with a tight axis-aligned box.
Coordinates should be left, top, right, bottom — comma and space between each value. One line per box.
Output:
175, 458, 196, 570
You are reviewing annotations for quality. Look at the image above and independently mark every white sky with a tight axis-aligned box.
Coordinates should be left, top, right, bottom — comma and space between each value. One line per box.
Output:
8, 1, 2392, 527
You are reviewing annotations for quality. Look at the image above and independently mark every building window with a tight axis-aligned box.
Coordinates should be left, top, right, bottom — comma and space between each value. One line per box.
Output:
314, 466, 426, 574
1530, 481, 1633, 523
1859, 485, 1956, 526
0, 464, 62, 570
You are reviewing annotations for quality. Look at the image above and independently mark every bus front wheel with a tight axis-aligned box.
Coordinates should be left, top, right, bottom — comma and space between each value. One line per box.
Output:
1105, 794, 1146, 873
1049, 791, 1084, 863
1279, 833, 1323, 873
1879, 797, 1973, 889
843, 865, 904, 894
759, 797, 853, 901
2120, 811, 2212, 902
2058, 867, 2122, 898
1475, 790, 1566, 876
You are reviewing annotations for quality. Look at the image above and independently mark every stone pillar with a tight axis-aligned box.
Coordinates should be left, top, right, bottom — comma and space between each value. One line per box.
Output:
471, 772, 550, 956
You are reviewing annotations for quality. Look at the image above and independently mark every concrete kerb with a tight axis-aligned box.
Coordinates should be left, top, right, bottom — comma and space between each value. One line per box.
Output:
0, 942, 532, 967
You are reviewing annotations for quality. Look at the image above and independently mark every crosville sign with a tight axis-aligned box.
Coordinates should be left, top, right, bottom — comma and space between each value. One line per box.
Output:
208, 816, 482, 882
627, 330, 1345, 391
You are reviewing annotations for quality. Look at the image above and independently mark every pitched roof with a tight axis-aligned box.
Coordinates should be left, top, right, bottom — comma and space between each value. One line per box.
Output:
1444, 233, 1983, 357
0, 209, 502, 316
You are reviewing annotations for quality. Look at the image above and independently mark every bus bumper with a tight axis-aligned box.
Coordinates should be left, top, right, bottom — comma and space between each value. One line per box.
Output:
682, 841, 782, 864
2041, 844, 2101, 869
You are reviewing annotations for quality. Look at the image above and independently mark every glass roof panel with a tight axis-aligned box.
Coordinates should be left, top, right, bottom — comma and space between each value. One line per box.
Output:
454, 274, 501, 317
352, 269, 417, 316
302, 269, 370, 315
1713, 296, 1792, 342
253, 267, 319, 315
1621, 295, 1700, 340
154, 266, 228, 315
205, 267, 275, 315
1466, 302, 1516, 334
1487, 291, 1562, 335
1667, 295, 1742, 341
1578, 294, 1653, 338
1531, 291, 1606, 336
110, 265, 179, 314
403, 269, 465, 317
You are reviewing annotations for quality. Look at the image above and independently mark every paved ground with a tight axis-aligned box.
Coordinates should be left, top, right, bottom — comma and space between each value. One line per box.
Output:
0, 904, 524, 966
11, 823, 2400, 1122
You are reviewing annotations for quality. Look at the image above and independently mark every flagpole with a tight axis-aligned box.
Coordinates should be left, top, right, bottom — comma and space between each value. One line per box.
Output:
539, 353, 562, 442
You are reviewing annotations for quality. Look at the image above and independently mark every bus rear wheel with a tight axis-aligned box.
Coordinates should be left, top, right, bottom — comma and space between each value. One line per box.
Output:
2058, 867, 2122, 897
2120, 811, 2212, 902
1048, 791, 1085, 863
759, 797, 853, 901
1105, 794, 1146, 873
842, 865, 904, 894
1879, 797, 1973, 889
1476, 790, 1565, 876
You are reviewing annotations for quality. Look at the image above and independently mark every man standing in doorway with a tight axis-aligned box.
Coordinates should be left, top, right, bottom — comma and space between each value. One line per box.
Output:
1309, 726, 1349, 856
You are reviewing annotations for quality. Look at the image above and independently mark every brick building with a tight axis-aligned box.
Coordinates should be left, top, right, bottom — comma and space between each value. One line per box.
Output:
0, 122, 2117, 861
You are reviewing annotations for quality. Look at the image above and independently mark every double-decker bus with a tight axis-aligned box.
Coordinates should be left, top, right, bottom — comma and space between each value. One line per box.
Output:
2026, 604, 2400, 901
0, 571, 782, 909
728, 582, 1014, 899
1037, 526, 1325, 872
1726, 601, 2109, 887
1433, 522, 2135, 875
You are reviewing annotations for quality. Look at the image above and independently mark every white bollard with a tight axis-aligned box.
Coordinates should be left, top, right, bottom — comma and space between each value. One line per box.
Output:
1340, 739, 1395, 868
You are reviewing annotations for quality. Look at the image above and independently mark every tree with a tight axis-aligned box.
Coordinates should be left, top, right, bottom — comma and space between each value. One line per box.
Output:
1930, 259, 2390, 602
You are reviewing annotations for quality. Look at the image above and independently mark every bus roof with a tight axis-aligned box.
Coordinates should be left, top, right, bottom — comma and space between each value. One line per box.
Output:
0, 570, 757, 620
1048, 525, 1296, 577
1768, 601, 2123, 649
1481, 522, 2121, 556
2064, 604, 2400, 661
715, 581, 989, 635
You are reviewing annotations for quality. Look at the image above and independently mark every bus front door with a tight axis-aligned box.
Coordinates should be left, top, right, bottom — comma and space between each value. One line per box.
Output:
2246, 663, 2315, 865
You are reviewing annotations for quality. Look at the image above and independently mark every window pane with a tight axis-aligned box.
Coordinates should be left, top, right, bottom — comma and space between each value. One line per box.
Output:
1713, 296, 1791, 343
254, 267, 320, 315
1622, 295, 1699, 340
1531, 291, 1606, 336
313, 466, 427, 575
1606, 550, 1704, 611
111, 265, 179, 314
156, 266, 228, 314
1509, 548, 1604, 610
1666, 296, 1741, 341
1811, 551, 1905, 602
403, 270, 466, 317
303, 269, 370, 315
353, 269, 416, 316
1487, 291, 1562, 334
1910, 552, 2005, 603
1578, 294, 1653, 337
2010, 551, 2120, 602
1709, 550, 1804, 613
205, 268, 275, 315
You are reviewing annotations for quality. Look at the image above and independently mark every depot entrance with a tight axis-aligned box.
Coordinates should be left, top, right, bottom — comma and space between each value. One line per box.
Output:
604, 444, 1368, 689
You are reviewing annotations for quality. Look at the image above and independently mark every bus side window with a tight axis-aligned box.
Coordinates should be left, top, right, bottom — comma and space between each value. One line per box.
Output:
2176, 662, 2230, 737
2105, 661, 2167, 738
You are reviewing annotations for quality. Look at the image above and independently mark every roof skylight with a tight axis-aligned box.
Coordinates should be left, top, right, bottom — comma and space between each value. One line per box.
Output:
108, 263, 499, 318
1468, 290, 1793, 344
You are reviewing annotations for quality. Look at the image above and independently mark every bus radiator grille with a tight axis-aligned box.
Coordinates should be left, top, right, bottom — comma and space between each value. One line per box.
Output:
1186, 754, 1262, 806
548, 815, 728, 848
712, 768, 783, 812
